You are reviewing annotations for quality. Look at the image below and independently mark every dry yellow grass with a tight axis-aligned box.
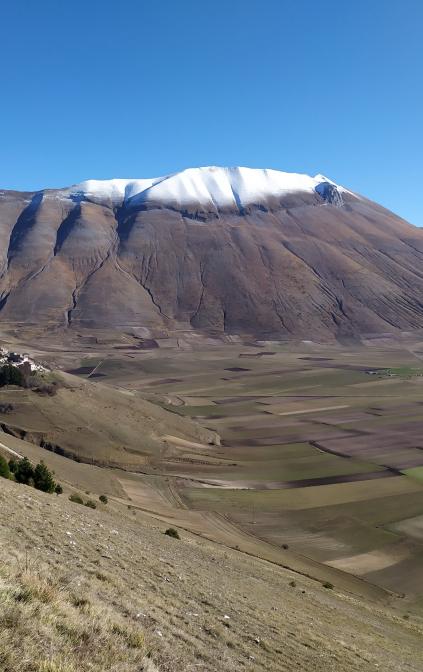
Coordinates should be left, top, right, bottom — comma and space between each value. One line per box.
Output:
0, 550, 157, 672
1, 476, 423, 671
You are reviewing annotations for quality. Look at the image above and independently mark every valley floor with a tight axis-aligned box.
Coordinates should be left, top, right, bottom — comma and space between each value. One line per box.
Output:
3, 333, 423, 669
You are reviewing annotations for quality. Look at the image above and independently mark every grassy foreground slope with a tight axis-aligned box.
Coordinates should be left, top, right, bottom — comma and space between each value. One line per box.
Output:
1, 477, 423, 672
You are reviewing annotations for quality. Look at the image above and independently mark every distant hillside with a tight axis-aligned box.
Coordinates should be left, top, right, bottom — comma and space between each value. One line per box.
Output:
0, 368, 218, 469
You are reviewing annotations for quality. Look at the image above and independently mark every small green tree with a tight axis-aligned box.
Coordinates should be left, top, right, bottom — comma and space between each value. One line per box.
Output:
33, 461, 56, 493
54, 483, 63, 495
0, 455, 11, 479
14, 457, 34, 485
0, 364, 25, 388
8, 458, 18, 473
99, 495, 108, 504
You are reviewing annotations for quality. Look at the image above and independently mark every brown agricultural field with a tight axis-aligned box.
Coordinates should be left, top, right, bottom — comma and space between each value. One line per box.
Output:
2, 332, 423, 619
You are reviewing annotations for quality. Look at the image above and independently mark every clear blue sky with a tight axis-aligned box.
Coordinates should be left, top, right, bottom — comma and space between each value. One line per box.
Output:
1, 0, 422, 225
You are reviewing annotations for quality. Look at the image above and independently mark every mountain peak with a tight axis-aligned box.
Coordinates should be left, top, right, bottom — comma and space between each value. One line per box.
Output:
1, 167, 422, 339
65, 166, 350, 208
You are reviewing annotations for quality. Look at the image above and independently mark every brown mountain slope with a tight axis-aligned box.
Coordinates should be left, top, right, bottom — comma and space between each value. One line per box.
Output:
1, 171, 423, 339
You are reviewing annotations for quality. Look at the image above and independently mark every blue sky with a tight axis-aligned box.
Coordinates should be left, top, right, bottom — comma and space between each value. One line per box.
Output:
1, 0, 422, 225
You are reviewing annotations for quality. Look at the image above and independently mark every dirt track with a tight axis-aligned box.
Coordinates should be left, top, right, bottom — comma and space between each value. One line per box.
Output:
0, 437, 22, 459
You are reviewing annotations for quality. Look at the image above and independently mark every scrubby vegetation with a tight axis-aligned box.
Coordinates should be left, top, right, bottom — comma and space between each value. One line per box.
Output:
0, 364, 25, 387
0, 402, 14, 414
26, 377, 59, 396
164, 527, 180, 539
0, 363, 60, 396
0, 454, 11, 479
11, 457, 35, 485
84, 499, 97, 509
3, 456, 60, 494
69, 493, 97, 509
99, 494, 108, 504
69, 493, 84, 505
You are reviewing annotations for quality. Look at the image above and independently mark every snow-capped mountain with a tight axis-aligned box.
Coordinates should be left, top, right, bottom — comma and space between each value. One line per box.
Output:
65, 167, 351, 209
1, 165, 423, 340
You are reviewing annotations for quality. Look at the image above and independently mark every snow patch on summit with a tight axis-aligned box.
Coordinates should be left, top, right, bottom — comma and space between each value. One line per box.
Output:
71, 178, 161, 202
65, 166, 353, 209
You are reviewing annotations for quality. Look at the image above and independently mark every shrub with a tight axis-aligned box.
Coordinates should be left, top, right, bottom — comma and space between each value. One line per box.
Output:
4, 456, 60, 494
30, 381, 58, 396
25, 373, 61, 396
124, 629, 145, 649
323, 581, 334, 590
0, 364, 25, 387
71, 595, 90, 609
0, 454, 11, 479
289, 580, 296, 588
69, 493, 84, 505
99, 495, 108, 504
14, 457, 34, 485
8, 458, 18, 473
33, 461, 56, 493
164, 527, 180, 539
84, 499, 97, 509
0, 402, 14, 414
95, 572, 108, 582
